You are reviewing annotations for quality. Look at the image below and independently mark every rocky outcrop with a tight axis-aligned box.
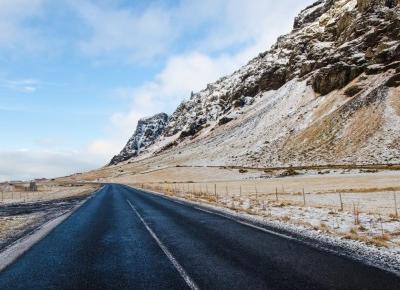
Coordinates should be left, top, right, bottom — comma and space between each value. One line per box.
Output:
357, 0, 398, 12
109, 113, 168, 165
112, 0, 400, 166
159, 0, 400, 141
294, 0, 335, 29
312, 63, 362, 95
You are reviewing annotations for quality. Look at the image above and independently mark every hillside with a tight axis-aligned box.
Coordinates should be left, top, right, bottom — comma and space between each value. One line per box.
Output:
110, 0, 400, 169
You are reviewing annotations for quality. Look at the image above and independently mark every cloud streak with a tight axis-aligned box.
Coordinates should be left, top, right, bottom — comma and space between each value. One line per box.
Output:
0, 78, 40, 93
70, 0, 313, 64
0, 0, 47, 52
0, 149, 100, 182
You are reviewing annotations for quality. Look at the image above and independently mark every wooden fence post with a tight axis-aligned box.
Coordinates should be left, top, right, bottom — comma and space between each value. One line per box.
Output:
339, 191, 343, 211
378, 213, 384, 236
275, 187, 278, 202
302, 188, 306, 206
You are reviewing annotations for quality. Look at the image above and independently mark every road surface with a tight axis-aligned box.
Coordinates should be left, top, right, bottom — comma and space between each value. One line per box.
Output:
0, 184, 399, 289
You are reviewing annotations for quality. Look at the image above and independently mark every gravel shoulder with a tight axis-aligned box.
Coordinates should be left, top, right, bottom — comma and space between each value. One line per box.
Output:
0, 185, 99, 253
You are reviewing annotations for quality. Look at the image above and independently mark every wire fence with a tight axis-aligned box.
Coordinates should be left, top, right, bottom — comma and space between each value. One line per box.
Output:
136, 181, 399, 218
0, 184, 98, 204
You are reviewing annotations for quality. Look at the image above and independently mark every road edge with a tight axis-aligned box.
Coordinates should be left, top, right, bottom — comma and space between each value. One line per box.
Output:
0, 186, 103, 272
125, 184, 400, 277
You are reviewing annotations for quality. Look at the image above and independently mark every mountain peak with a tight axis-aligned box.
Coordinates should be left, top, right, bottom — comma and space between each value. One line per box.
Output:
109, 113, 169, 166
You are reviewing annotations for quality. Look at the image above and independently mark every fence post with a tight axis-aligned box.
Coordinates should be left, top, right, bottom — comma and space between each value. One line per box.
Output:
378, 213, 384, 236
302, 188, 306, 206
338, 191, 343, 211
275, 187, 278, 202
394, 192, 398, 218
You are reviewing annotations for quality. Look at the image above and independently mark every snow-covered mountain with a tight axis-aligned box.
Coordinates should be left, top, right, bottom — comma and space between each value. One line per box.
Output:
109, 113, 168, 165
110, 0, 400, 167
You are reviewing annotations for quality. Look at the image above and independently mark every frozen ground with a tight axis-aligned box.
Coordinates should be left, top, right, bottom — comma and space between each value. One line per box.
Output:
0, 184, 99, 252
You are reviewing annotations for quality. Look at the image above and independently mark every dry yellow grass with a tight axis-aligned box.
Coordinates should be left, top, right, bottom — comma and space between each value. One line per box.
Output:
337, 104, 383, 155
122, 167, 400, 216
389, 86, 400, 116
0, 183, 99, 204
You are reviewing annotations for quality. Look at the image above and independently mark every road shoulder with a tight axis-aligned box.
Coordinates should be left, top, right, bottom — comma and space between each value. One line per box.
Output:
130, 185, 400, 277
0, 187, 101, 272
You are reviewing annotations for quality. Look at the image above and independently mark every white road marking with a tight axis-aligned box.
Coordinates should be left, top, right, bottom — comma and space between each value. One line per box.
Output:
194, 206, 295, 241
134, 186, 294, 241
126, 199, 199, 290
170, 199, 185, 205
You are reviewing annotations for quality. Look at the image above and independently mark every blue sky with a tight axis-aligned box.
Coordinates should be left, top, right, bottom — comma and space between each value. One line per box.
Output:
0, 0, 314, 181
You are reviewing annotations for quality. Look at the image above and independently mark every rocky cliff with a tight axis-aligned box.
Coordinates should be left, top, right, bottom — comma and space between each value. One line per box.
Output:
110, 0, 400, 167
109, 113, 168, 165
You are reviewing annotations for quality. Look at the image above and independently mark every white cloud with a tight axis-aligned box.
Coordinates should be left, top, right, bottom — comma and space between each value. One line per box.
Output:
70, 0, 176, 63
0, 0, 46, 51
99, 51, 242, 147
0, 149, 99, 182
70, 0, 314, 63
88, 0, 315, 160
0, 78, 40, 93
86, 139, 122, 159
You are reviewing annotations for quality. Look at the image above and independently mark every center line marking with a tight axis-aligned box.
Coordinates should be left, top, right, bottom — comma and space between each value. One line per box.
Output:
126, 199, 199, 290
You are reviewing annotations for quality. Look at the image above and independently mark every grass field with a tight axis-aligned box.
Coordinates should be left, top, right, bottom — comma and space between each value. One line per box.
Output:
0, 183, 100, 251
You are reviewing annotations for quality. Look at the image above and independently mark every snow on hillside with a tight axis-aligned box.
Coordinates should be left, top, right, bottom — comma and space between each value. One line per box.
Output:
109, 113, 168, 165
110, 0, 400, 167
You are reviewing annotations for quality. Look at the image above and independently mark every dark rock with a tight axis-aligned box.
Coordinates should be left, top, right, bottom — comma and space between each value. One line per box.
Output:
259, 67, 287, 91
344, 85, 364, 97
179, 122, 204, 139
312, 63, 363, 95
386, 73, 400, 87
108, 113, 169, 165
386, 0, 399, 8
294, 0, 335, 29
218, 117, 234, 126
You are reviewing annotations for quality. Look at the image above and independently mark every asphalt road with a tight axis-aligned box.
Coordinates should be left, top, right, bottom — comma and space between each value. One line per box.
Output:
0, 184, 399, 290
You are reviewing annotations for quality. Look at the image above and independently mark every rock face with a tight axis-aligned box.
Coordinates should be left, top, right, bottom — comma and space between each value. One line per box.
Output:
109, 113, 168, 165
357, 0, 398, 12
111, 0, 400, 167
160, 0, 399, 140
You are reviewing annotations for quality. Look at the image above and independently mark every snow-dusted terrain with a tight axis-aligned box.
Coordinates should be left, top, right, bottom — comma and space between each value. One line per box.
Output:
109, 113, 168, 165
110, 0, 400, 168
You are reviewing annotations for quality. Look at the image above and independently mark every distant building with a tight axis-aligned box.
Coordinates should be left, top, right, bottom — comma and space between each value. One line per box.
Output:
29, 181, 38, 192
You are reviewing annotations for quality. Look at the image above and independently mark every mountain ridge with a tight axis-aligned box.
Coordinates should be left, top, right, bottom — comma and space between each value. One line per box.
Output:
110, 0, 400, 168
